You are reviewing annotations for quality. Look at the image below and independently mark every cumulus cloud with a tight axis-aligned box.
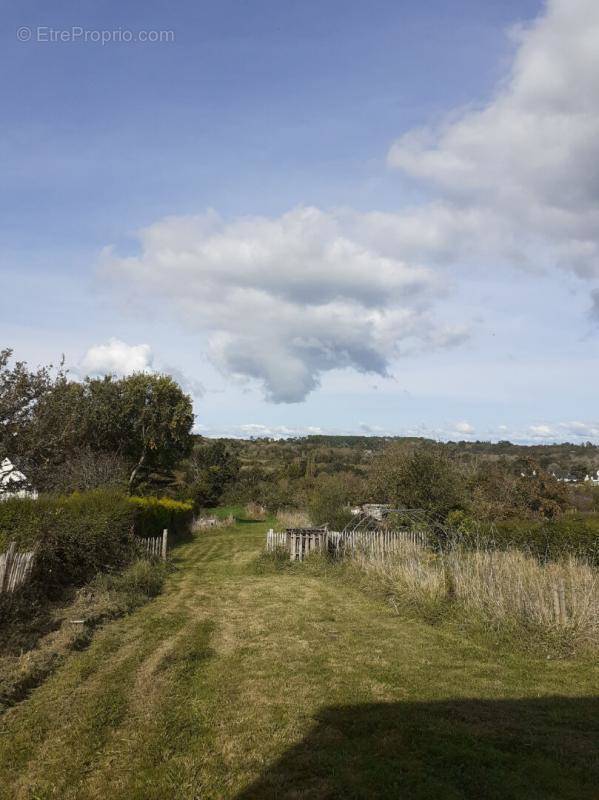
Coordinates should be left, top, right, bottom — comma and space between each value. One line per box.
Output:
80, 338, 153, 376
104, 0, 599, 403
388, 0, 599, 278
79, 338, 204, 397
105, 207, 467, 403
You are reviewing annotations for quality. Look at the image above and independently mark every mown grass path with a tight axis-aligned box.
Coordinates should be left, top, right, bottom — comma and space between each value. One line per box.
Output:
1, 521, 598, 799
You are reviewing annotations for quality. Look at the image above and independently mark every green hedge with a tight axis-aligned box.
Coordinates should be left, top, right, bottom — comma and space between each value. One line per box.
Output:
451, 513, 599, 564
0, 491, 193, 601
129, 496, 193, 539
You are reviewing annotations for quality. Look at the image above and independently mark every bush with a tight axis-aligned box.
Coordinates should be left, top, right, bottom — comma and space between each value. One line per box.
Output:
0, 490, 193, 602
370, 444, 466, 520
128, 495, 193, 539
451, 513, 599, 564
0, 489, 136, 599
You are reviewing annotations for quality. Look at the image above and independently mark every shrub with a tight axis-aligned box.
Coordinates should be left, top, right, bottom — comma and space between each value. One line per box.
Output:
451, 513, 599, 564
128, 495, 193, 539
308, 473, 361, 530
370, 444, 466, 520
0, 490, 192, 603
0, 489, 136, 599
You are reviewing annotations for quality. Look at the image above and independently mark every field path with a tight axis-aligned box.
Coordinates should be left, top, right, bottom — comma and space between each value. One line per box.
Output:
1, 521, 597, 799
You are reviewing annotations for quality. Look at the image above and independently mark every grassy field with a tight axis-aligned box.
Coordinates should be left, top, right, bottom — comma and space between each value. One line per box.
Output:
0, 517, 597, 799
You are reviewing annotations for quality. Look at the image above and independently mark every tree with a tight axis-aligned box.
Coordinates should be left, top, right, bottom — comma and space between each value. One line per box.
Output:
116, 374, 194, 493
185, 440, 240, 509
1, 350, 195, 494
308, 472, 364, 529
370, 443, 466, 520
0, 349, 81, 486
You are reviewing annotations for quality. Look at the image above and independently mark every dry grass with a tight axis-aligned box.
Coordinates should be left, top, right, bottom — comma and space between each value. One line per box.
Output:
352, 542, 599, 651
192, 514, 234, 532
244, 502, 267, 521
275, 509, 312, 528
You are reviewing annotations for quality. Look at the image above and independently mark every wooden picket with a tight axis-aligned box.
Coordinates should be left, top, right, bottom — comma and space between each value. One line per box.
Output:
135, 529, 168, 561
329, 528, 428, 556
265, 527, 428, 562
266, 529, 287, 551
0, 542, 36, 594
286, 528, 329, 561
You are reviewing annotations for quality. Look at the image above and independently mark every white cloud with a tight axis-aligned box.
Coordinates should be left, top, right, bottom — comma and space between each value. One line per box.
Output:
105, 207, 467, 403
388, 0, 599, 279
104, 0, 599, 405
79, 338, 204, 398
80, 338, 153, 376
453, 421, 475, 435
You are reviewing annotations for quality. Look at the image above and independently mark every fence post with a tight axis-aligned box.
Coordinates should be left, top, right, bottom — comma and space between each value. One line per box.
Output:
162, 529, 168, 561
0, 542, 16, 594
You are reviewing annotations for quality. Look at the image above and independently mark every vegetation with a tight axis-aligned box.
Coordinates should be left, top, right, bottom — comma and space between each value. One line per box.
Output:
0, 490, 192, 607
345, 542, 599, 654
0, 520, 596, 799
0, 349, 194, 494
0, 558, 168, 710
2, 346, 598, 796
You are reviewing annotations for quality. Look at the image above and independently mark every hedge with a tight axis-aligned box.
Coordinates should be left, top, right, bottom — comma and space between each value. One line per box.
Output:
0, 490, 193, 601
129, 496, 193, 539
450, 512, 599, 564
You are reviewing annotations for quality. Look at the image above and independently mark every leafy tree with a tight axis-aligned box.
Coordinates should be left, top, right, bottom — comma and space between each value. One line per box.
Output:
0, 349, 81, 486
116, 374, 194, 493
370, 444, 466, 520
1, 349, 194, 494
186, 440, 240, 508
308, 472, 363, 529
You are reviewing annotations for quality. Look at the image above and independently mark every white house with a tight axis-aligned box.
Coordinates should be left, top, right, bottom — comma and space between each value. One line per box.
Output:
584, 470, 599, 486
0, 458, 38, 500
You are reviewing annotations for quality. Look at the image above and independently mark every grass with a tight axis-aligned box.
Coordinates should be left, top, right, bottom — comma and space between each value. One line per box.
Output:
0, 559, 168, 710
343, 542, 599, 654
0, 519, 597, 799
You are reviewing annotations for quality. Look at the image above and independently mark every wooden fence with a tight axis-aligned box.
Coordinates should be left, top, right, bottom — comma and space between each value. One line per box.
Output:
329, 529, 428, 556
266, 529, 287, 551
135, 529, 168, 561
265, 527, 429, 562
287, 528, 329, 561
0, 542, 36, 595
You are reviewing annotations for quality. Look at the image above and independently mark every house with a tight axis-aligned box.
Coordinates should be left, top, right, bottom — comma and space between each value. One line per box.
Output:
584, 470, 599, 486
0, 458, 38, 501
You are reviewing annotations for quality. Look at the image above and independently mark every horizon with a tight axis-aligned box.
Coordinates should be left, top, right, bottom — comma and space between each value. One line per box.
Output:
3, 0, 599, 445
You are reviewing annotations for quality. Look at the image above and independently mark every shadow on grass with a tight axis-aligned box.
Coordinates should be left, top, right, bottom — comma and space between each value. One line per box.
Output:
236, 696, 599, 800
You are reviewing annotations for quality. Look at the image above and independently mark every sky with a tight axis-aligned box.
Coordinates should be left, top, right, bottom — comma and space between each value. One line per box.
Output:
2, 0, 599, 443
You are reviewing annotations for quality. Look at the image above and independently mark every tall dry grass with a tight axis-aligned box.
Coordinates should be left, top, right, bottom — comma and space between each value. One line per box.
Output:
351, 541, 599, 652
275, 509, 312, 528
192, 515, 234, 532
245, 502, 267, 521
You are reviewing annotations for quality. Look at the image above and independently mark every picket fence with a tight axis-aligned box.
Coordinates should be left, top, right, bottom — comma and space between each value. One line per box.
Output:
329, 528, 428, 555
0, 542, 36, 594
266, 527, 428, 562
266, 530, 287, 551
135, 529, 168, 561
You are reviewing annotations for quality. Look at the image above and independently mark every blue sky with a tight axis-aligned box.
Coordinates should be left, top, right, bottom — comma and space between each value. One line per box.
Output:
3, 0, 599, 443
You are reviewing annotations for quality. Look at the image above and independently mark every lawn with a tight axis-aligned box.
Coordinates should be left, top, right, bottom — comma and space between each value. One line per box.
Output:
0, 517, 597, 799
